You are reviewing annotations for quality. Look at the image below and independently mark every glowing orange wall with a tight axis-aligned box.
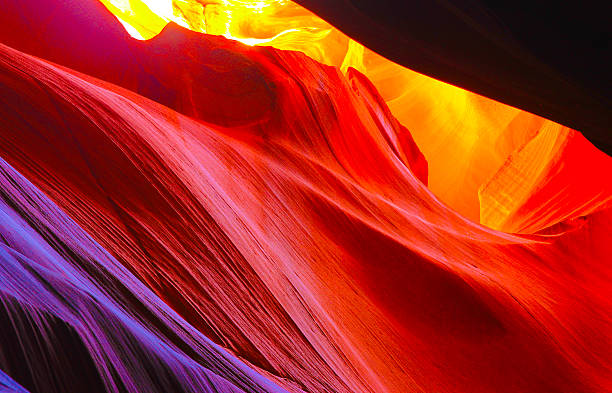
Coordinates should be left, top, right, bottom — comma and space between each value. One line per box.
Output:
99, 0, 576, 225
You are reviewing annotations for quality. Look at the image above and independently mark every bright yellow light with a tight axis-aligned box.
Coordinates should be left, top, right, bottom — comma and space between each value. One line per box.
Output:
99, 0, 568, 224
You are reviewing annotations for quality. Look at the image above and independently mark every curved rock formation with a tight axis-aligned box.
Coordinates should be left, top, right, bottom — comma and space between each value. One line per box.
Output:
0, 1, 610, 392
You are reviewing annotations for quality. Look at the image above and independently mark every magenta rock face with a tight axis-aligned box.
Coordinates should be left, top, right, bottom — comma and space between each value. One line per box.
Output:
0, 1, 611, 393
0, 159, 290, 393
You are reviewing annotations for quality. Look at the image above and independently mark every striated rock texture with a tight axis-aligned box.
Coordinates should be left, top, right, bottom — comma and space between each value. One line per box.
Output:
91, 0, 584, 223
0, 150, 289, 393
480, 126, 612, 233
0, 1, 611, 393
1, 0, 584, 223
